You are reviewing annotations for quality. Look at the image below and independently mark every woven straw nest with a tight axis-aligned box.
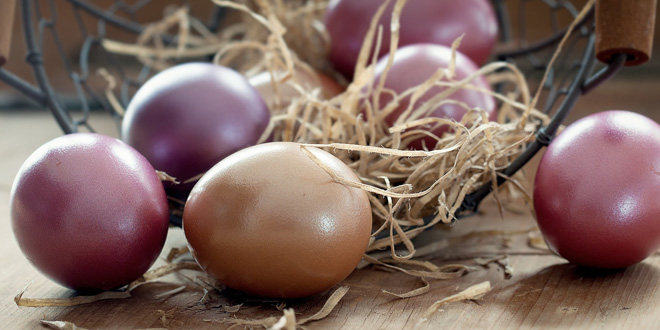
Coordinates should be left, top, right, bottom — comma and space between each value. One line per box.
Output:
101, 0, 592, 260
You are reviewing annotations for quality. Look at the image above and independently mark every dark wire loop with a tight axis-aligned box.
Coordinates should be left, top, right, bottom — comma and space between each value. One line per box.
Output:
581, 53, 627, 94
535, 127, 554, 147
24, 51, 44, 65
0, 68, 47, 105
454, 38, 629, 220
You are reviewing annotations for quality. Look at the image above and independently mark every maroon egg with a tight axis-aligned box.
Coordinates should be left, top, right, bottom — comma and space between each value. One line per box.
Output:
121, 62, 271, 200
10, 133, 170, 291
324, 0, 498, 78
534, 111, 660, 269
372, 44, 496, 149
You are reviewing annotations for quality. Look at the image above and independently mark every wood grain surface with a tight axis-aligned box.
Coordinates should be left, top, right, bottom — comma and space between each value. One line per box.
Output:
1, 73, 660, 329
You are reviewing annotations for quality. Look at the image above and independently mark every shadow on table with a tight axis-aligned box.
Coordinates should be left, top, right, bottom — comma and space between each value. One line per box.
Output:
497, 260, 660, 328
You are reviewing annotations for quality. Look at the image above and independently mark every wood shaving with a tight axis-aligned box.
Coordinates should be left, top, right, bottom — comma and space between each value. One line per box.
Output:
383, 278, 431, 299
14, 260, 203, 308
528, 231, 550, 251
155, 308, 176, 327
498, 255, 514, 279
166, 246, 190, 262
223, 304, 243, 313
380, 258, 440, 272
153, 285, 187, 300
475, 255, 504, 267
128, 261, 202, 290
41, 320, 167, 330
298, 286, 349, 325
199, 289, 211, 304
40, 320, 89, 330
415, 281, 492, 328
475, 255, 514, 279
364, 255, 472, 280
15, 286, 131, 308
222, 286, 349, 329
96, 68, 125, 117
193, 275, 224, 292
222, 316, 280, 329
155, 170, 179, 184
268, 308, 297, 330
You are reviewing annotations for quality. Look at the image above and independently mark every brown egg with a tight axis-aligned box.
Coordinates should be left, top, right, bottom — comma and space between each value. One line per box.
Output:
183, 142, 372, 299
249, 68, 344, 110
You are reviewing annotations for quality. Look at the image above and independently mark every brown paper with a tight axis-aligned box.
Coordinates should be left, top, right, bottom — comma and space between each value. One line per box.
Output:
0, 0, 17, 66
596, 0, 657, 66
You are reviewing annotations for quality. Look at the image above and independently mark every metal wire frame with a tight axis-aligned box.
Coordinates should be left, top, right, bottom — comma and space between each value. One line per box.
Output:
0, 0, 625, 226
454, 1, 627, 219
0, 0, 224, 132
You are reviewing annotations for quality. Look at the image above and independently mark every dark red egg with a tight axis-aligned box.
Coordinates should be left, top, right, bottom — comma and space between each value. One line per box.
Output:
325, 0, 498, 78
10, 133, 170, 291
534, 111, 660, 269
372, 44, 496, 149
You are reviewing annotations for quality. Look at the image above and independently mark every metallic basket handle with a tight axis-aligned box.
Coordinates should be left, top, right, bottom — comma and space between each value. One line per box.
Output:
0, 0, 18, 67
596, 0, 658, 66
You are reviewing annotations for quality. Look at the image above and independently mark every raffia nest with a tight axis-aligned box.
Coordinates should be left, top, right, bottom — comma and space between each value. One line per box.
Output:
102, 0, 591, 260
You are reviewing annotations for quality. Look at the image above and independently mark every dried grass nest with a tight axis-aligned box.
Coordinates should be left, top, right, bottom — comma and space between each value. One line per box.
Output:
102, 0, 591, 258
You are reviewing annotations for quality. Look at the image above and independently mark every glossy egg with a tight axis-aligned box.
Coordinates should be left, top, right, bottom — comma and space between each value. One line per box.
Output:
325, 0, 498, 78
373, 44, 496, 149
534, 111, 660, 269
183, 142, 372, 298
122, 62, 271, 200
10, 133, 170, 291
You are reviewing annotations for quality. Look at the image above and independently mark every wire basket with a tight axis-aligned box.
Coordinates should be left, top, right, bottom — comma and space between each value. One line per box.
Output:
0, 0, 651, 227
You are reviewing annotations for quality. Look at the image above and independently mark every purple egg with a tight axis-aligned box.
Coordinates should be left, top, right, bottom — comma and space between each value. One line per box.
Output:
121, 63, 271, 200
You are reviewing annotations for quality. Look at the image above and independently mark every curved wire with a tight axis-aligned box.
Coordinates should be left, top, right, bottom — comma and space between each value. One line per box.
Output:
21, 0, 77, 133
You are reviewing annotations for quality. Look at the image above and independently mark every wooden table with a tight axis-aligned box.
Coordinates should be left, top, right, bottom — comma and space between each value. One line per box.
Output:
2, 72, 660, 329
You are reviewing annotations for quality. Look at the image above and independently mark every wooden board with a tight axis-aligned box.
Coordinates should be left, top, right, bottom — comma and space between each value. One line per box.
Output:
1, 73, 660, 329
